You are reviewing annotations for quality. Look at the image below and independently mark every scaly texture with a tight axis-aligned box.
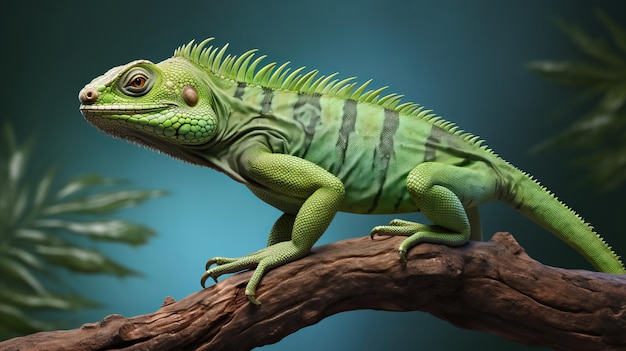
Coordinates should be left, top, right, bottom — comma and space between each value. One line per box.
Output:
78, 38, 625, 304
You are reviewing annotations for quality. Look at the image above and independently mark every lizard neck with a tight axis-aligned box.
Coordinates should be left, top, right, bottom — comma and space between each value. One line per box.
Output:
187, 72, 309, 184
208, 75, 309, 155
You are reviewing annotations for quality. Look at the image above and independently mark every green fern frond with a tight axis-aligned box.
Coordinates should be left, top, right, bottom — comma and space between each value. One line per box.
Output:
0, 123, 166, 340
528, 9, 626, 190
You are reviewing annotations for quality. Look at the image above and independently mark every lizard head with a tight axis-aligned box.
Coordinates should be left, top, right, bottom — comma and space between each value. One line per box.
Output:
79, 58, 220, 148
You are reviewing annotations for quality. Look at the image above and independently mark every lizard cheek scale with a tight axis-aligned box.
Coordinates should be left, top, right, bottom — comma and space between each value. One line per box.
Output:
79, 38, 625, 305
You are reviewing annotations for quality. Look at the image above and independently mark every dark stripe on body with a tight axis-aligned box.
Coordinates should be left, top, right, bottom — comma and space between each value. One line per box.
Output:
293, 94, 322, 156
234, 82, 247, 100
368, 108, 400, 213
335, 99, 357, 167
425, 124, 446, 162
261, 88, 274, 116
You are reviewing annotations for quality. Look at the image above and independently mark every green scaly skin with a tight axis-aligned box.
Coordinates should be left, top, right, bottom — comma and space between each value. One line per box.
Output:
79, 38, 625, 304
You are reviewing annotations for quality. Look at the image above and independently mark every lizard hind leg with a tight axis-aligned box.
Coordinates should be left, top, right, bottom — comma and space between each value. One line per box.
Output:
371, 162, 496, 262
267, 213, 296, 246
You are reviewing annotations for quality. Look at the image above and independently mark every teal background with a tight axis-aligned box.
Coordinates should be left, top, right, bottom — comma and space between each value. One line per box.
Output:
2, 1, 626, 349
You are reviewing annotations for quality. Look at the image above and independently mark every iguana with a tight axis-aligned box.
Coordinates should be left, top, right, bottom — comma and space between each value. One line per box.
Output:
78, 38, 625, 304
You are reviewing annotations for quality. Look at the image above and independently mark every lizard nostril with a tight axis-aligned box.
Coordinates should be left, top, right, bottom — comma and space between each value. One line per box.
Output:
79, 87, 99, 104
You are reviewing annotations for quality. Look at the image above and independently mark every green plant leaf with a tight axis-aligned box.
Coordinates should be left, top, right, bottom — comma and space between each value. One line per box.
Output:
1, 120, 165, 337
597, 9, 626, 55
0, 303, 54, 336
6, 136, 35, 188
0, 291, 71, 310
2, 122, 18, 152
11, 184, 29, 224
574, 146, 626, 190
533, 112, 614, 151
33, 167, 57, 210
0, 257, 47, 294
527, 60, 615, 88
43, 189, 167, 215
597, 82, 626, 112
35, 219, 156, 245
529, 11, 626, 190
6, 247, 44, 271
34, 244, 140, 276
55, 174, 124, 199
0, 287, 99, 310
14, 228, 49, 242
554, 17, 626, 67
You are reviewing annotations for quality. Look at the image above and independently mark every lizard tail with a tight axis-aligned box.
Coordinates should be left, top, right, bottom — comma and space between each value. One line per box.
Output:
501, 169, 625, 274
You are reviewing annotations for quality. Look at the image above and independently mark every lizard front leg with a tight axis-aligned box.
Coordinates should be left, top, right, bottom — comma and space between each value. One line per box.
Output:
201, 150, 345, 304
371, 162, 497, 261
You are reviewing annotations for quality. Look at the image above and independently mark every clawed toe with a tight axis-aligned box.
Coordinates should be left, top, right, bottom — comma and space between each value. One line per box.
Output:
246, 291, 261, 305
200, 271, 218, 288
205, 258, 217, 270
200, 256, 246, 288
370, 219, 425, 239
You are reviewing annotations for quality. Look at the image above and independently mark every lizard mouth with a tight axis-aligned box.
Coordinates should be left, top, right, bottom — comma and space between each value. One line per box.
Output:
79, 103, 173, 141
79, 103, 214, 146
79, 103, 171, 119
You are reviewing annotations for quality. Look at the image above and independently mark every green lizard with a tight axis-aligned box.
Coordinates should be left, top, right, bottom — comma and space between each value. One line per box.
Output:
79, 38, 625, 304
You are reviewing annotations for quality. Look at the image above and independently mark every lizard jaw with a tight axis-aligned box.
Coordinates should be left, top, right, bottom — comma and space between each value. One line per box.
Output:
79, 103, 171, 118
79, 103, 216, 146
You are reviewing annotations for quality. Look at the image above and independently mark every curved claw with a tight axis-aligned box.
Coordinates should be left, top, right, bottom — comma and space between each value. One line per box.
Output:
205, 258, 218, 270
200, 271, 218, 288
246, 293, 261, 305
398, 246, 408, 265
244, 285, 262, 305
369, 225, 388, 239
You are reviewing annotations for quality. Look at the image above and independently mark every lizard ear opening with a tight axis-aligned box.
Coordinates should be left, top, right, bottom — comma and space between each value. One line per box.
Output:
118, 66, 155, 97
182, 85, 198, 107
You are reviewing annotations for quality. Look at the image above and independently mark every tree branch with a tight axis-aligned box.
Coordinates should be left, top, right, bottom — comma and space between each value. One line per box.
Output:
1, 232, 625, 351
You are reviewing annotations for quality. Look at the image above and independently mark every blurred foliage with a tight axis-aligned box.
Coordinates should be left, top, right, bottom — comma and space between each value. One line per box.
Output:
528, 9, 626, 190
0, 123, 167, 340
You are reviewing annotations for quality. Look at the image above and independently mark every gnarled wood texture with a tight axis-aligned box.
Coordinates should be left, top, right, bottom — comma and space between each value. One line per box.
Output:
0, 232, 624, 351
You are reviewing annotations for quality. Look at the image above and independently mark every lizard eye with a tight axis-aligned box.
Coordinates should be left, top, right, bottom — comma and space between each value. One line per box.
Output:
119, 66, 155, 97
127, 75, 147, 89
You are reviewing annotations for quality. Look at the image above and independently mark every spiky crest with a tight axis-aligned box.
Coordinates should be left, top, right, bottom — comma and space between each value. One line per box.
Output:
173, 38, 492, 152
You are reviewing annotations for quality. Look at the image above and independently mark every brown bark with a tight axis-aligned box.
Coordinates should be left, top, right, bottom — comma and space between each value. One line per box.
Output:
1, 232, 625, 351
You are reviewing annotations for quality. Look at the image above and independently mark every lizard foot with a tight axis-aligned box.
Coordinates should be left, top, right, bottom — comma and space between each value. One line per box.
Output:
370, 219, 466, 263
370, 219, 432, 239
200, 241, 308, 305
